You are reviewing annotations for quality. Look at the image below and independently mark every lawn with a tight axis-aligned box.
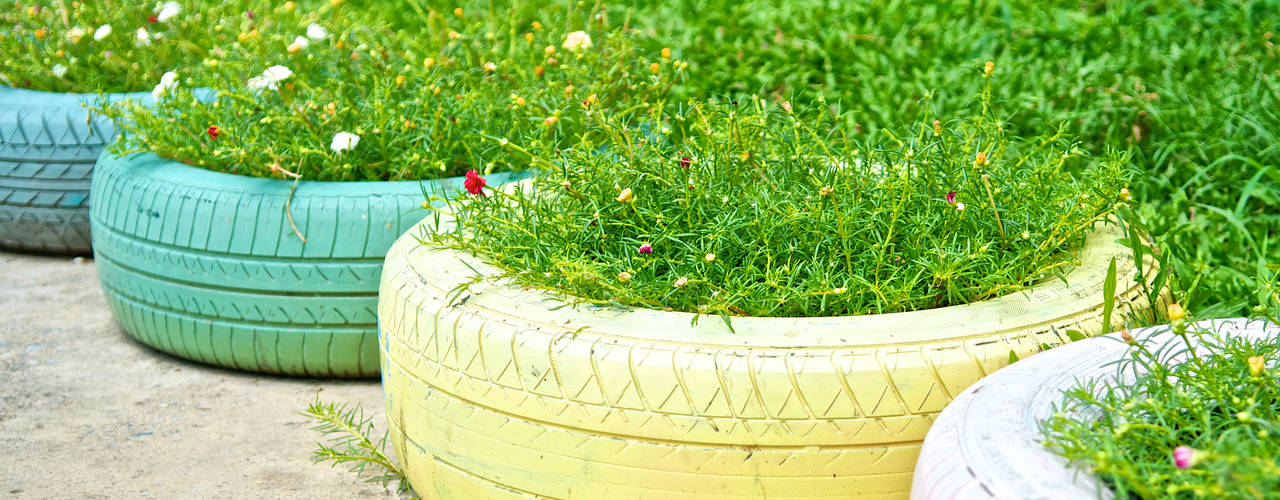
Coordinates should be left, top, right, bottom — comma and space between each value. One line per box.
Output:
609, 0, 1279, 318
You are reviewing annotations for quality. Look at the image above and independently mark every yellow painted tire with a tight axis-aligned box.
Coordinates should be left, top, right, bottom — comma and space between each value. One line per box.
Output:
378, 216, 1164, 499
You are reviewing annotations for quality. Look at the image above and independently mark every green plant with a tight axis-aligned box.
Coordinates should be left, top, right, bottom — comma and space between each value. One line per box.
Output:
300, 398, 414, 497
1042, 302, 1280, 499
425, 83, 1131, 320
611, 0, 1280, 321
0, 0, 258, 93
99, 3, 670, 182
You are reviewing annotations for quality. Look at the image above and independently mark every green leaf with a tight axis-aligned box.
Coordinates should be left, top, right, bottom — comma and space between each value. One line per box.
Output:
1008, 350, 1020, 363
1066, 329, 1086, 342
1101, 256, 1117, 334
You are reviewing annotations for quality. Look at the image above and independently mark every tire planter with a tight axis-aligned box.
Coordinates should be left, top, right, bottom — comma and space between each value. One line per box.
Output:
0, 86, 148, 254
90, 151, 525, 377
378, 213, 1166, 498
911, 318, 1276, 500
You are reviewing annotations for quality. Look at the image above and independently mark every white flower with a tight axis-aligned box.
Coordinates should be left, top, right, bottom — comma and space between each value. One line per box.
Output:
562, 31, 593, 52
263, 65, 293, 82
246, 76, 268, 92
151, 71, 178, 100
330, 132, 360, 153
66, 27, 88, 42
287, 36, 309, 52
305, 24, 329, 41
246, 65, 293, 92
93, 24, 112, 41
155, 2, 181, 23
51, 64, 68, 79
136, 27, 152, 46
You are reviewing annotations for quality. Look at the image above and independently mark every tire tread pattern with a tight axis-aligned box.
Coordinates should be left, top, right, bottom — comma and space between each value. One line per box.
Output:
0, 87, 120, 254
91, 152, 493, 377
378, 217, 1165, 498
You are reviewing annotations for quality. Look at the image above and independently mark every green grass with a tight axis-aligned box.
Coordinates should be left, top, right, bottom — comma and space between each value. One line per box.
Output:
612, 0, 1280, 320
427, 86, 1130, 319
1042, 310, 1280, 498
100, 1, 669, 181
17, 0, 1273, 317
0, 0, 284, 93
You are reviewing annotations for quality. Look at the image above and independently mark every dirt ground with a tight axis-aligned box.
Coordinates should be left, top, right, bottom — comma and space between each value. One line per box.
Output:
0, 251, 401, 499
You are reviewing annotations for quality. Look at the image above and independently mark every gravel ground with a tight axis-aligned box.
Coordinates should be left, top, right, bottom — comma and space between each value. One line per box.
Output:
0, 251, 400, 499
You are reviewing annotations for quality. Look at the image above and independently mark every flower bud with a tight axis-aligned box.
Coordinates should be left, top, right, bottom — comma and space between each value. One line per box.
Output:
1173, 446, 1198, 469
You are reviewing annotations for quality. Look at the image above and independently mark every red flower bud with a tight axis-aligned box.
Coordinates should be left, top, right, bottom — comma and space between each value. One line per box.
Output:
463, 169, 487, 196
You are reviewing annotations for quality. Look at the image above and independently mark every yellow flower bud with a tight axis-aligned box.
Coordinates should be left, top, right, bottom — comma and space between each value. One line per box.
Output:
984, 61, 994, 76
618, 271, 632, 283
975, 151, 987, 167
1167, 303, 1186, 322
616, 188, 634, 203
661, 47, 671, 59
650, 62, 660, 74
1249, 356, 1265, 377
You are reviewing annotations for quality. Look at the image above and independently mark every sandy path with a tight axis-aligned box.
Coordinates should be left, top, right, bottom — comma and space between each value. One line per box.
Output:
0, 252, 401, 499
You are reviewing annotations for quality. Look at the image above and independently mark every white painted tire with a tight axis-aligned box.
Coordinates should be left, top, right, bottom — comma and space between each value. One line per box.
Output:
910, 318, 1279, 500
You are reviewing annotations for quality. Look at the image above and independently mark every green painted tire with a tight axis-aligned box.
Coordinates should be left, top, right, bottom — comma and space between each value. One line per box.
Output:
0, 86, 147, 255
91, 151, 524, 377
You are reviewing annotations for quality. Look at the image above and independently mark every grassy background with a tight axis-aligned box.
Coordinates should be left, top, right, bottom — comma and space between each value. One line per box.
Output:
608, 0, 1279, 320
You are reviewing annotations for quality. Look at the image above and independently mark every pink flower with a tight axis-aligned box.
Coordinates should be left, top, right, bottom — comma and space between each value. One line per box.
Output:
946, 191, 956, 205
1173, 446, 1197, 469
463, 170, 486, 196
638, 243, 652, 254
206, 125, 219, 140
678, 157, 691, 168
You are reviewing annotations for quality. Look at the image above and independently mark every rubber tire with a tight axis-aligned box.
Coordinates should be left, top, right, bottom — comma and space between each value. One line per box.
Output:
377, 214, 1165, 498
910, 318, 1275, 500
0, 86, 148, 255
91, 152, 525, 377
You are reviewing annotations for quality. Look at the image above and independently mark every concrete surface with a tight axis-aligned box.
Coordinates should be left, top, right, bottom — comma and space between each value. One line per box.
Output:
0, 252, 401, 499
